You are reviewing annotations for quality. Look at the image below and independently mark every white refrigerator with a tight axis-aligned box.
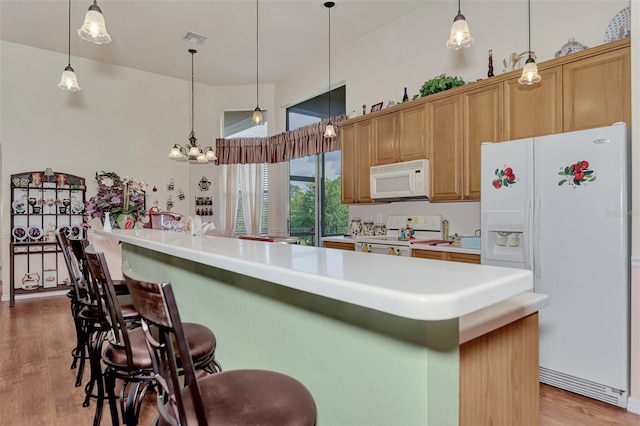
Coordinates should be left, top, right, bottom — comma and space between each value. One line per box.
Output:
480, 123, 630, 407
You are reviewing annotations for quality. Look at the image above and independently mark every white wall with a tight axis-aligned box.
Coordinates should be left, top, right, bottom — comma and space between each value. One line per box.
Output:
0, 41, 274, 296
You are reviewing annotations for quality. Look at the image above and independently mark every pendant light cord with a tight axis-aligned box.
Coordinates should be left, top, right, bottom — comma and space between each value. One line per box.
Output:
256, 0, 260, 107
457, 0, 461, 15
327, 3, 331, 120
190, 50, 195, 138
67, 0, 71, 66
527, 0, 532, 59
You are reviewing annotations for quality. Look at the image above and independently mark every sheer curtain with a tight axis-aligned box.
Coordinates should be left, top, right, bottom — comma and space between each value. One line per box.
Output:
213, 164, 239, 238
239, 163, 265, 236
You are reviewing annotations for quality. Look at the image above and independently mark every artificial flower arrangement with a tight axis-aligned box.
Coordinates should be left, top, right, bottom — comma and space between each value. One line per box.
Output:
84, 171, 148, 228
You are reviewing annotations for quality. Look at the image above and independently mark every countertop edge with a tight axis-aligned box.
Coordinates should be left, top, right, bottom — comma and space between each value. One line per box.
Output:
321, 236, 480, 255
459, 292, 549, 344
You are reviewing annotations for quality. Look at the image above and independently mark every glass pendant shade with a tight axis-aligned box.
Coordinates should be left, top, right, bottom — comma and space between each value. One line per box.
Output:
324, 122, 336, 138
204, 148, 217, 161
252, 107, 264, 125
188, 145, 202, 157
446, 14, 474, 49
168, 144, 184, 159
518, 57, 542, 85
77, 4, 111, 44
58, 65, 81, 91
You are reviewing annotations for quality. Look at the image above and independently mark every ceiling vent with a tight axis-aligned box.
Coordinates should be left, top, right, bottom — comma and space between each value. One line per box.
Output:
183, 32, 208, 45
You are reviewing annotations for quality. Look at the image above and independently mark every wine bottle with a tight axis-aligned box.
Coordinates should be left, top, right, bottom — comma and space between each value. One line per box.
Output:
402, 87, 409, 102
488, 50, 494, 77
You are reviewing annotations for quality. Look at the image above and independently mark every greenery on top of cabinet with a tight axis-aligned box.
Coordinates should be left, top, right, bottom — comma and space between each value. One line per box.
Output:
420, 74, 465, 97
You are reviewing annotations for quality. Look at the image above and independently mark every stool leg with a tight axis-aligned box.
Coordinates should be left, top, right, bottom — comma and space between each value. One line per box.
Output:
83, 329, 105, 407
73, 318, 88, 387
104, 368, 120, 426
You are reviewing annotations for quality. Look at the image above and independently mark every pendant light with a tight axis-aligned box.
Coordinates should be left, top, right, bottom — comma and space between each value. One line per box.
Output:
446, 0, 474, 50
77, 0, 111, 44
58, 0, 81, 91
252, 0, 264, 125
168, 49, 217, 163
323, 1, 336, 139
518, 0, 542, 85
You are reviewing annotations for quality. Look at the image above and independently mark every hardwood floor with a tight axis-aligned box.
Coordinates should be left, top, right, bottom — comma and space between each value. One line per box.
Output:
2, 295, 640, 425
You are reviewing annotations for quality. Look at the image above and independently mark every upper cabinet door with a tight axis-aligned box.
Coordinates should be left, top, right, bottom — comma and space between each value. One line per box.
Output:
427, 95, 464, 201
463, 84, 503, 200
399, 104, 428, 161
373, 114, 399, 165
504, 66, 563, 140
340, 124, 357, 204
356, 121, 373, 203
563, 48, 631, 132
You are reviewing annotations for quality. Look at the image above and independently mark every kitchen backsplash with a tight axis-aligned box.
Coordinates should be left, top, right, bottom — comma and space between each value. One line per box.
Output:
348, 201, 480, 237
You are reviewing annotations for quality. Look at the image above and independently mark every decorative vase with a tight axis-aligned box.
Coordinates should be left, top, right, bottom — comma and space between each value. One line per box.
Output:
115, 213, 136, 230
103, 212, 112, 231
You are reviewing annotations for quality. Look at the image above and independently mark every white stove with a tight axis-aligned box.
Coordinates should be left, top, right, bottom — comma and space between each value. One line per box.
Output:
355, 215, 442, 256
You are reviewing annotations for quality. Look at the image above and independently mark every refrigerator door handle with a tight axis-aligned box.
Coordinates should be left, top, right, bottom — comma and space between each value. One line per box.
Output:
523, 198, 532, 271
534, 195, 542, 279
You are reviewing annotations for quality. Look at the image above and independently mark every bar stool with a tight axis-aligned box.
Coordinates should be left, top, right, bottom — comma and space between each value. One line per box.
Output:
124, 270, 317, 426
83, 245, 221, 426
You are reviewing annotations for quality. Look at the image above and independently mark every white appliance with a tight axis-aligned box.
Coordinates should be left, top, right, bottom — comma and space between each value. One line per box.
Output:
480, 123, 630, 407
354, 215, 442, 256
370, 159, 429, 201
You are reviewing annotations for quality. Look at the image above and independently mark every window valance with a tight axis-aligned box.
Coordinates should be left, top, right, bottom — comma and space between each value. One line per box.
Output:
215, 115, 349, 164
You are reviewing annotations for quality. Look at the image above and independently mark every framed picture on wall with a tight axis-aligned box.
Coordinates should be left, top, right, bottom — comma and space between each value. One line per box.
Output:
371, 102, 383, 112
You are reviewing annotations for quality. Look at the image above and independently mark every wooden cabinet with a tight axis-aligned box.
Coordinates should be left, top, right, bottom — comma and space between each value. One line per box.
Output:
340, 121, 373, 204
372, 105, 427, 166
463, 84, 503, 200
373, 114, 399, 165
322, 241, 355, 251
399, 104, 428, 161
340, 124, 357, 204
412, 249, 481, 264
427, 95, 464, 201
563, 48, 631, 131
504, 66, 563, 140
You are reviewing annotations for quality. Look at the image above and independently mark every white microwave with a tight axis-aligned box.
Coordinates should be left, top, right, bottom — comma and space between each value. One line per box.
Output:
370, 159, 430, 201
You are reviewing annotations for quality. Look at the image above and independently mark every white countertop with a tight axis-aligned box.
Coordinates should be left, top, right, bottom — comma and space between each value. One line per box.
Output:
97, 229, 532, 321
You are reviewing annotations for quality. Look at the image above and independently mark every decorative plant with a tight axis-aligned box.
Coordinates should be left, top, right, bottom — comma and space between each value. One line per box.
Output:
419, 74, 465, 97
85, 171, 148, 228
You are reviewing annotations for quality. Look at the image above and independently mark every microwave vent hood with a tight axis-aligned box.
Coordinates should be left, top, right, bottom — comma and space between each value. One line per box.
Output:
370, 159, 429, 200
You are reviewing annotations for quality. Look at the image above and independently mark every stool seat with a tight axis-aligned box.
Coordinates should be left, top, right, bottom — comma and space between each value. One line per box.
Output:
159, 369, 317, 426
103, 322, 216, 370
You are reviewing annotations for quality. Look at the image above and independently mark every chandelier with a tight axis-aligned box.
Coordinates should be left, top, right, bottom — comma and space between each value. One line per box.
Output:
168, 49, 217, 163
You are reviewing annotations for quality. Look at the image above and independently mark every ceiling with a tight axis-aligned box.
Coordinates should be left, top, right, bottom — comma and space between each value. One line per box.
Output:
0, 0, 427, 86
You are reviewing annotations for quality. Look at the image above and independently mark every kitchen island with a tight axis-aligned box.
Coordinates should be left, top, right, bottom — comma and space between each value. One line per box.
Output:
96, 229, 545, 425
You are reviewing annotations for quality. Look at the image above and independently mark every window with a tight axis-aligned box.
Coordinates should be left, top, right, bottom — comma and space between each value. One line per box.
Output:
223, 110, 269, 235
287, 86, 347, 246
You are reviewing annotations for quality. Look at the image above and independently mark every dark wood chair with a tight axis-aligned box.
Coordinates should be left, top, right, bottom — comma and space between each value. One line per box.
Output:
124, 270, 317, 426
56, 231, 90, 387
83, 245, 221, 426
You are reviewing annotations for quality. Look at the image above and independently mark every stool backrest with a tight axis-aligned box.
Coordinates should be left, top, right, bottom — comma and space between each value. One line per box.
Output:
84, 245, 138, 373
124, 270, 207, 425
56, 231, 82, 301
